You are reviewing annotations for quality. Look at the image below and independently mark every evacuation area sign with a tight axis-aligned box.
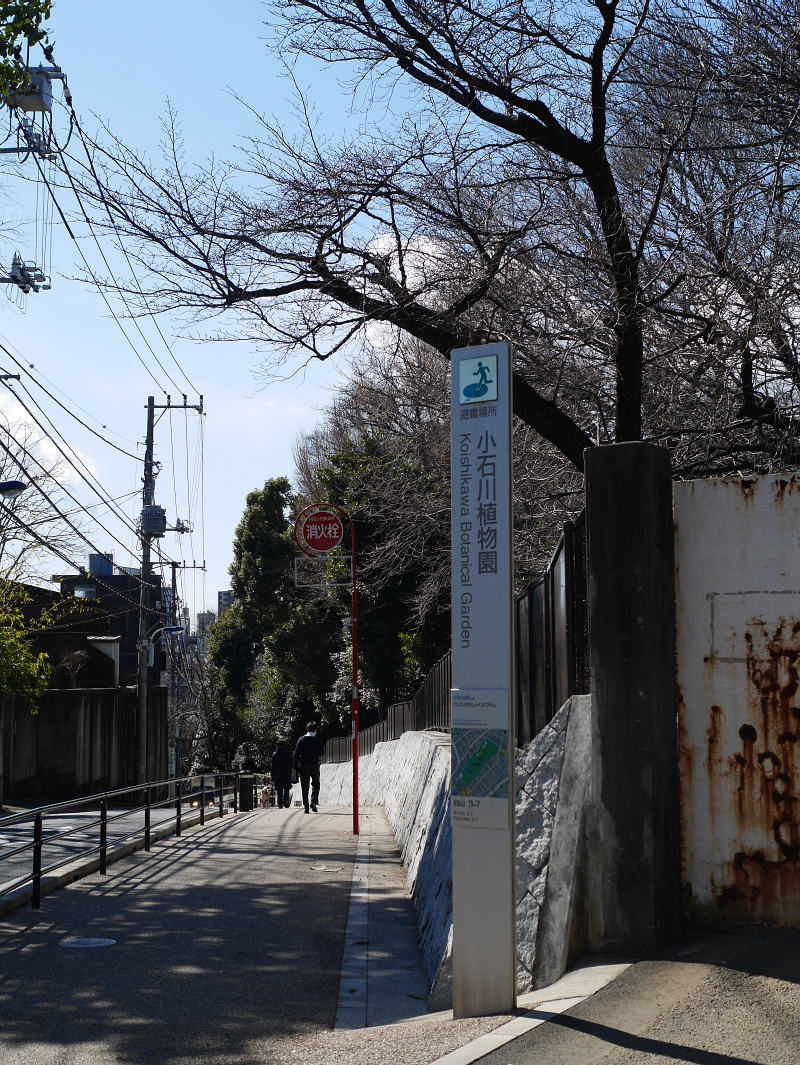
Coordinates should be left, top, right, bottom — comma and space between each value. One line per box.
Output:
294, 508, 344, 556
450, 689, 510, 829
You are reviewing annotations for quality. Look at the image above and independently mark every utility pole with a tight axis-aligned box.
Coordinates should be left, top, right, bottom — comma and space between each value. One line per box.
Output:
134, 396, 156, 787
134, 393, 203, 789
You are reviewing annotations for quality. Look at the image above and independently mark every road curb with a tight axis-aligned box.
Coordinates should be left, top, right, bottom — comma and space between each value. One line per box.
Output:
0, 807, 232, 920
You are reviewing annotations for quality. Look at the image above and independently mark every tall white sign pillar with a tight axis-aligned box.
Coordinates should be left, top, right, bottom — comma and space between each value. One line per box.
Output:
450, 342, 516, 1018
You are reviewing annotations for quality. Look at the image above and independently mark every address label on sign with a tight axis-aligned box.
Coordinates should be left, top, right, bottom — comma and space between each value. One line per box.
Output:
451, 689, 510, 829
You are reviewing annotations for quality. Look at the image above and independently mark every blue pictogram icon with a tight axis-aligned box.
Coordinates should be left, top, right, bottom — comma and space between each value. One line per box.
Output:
462, 361, 494, 400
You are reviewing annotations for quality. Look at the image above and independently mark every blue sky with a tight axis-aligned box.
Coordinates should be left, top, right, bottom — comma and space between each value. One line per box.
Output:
0, 0, 358, 621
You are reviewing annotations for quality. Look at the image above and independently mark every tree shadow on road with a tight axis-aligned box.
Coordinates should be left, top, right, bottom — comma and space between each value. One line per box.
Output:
0, 808, 357, 1064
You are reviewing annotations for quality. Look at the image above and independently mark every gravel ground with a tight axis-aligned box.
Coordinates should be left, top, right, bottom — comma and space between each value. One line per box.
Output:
476, 929, 800, 1065
259, 1012, 516, 1065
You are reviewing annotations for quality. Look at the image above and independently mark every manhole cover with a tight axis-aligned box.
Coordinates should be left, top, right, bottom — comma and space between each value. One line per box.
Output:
60, 938, 116, 948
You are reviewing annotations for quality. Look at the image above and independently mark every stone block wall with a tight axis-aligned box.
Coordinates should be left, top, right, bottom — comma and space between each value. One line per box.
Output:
514, 700, 571, 992
320, 700, 573, 1002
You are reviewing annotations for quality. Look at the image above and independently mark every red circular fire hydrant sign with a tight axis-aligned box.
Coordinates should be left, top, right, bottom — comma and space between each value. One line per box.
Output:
294, 508, 344, 555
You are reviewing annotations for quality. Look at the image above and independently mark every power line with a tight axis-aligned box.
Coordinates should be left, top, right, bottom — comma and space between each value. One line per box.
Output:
22, 131, 171, 395
0, 373, 144, 542
53, 143, 190, 396
0, 378, 148, 560
0, 397, 190, 598
66, 110, 201, 398
0, 500, 168, 616
13, 488, 139, 529
0, 338, 141, 459
0, 418, 142, 571
0, 328, 139, 444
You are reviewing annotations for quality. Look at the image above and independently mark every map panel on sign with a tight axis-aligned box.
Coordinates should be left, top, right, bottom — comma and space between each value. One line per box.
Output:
451, 727, 509, 800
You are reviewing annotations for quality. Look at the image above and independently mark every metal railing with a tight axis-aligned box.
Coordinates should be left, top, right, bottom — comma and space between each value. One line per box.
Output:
0, 771, 266, 910
323, 512, 589, 763
324, 653, 451, 763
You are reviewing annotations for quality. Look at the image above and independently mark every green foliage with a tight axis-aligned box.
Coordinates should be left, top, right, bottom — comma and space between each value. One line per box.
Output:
0, 2, 51, 98
229, 477, 295, 633
0, 580, 52, 710
244, 649, 342, 766
206, 604, 261, 703
207, 442, 450, 767
311, 432, 450, 712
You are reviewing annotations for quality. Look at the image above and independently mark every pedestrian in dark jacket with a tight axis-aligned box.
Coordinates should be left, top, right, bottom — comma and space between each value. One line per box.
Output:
294, 722, 325, 813
270, 740, 293, 809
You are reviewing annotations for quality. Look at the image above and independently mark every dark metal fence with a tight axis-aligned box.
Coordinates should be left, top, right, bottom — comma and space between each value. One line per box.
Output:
323, 512, 588, 763
324, 653, 451, 763
515, 510, 589, 747
0, 772, 265, 910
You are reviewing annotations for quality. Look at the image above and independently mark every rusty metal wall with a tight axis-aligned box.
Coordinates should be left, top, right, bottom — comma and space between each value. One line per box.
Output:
675, 475, 800, 924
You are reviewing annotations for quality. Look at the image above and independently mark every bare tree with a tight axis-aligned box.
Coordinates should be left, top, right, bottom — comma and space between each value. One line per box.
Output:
59, 649, 88, 688
0, 407, 86, 581
295, 336, 582, 620
60, 1, 800, 482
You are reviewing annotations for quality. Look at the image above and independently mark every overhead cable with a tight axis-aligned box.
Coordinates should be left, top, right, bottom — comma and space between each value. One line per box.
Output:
23, 136, 171, 395
66, 109, 200, 398
0, 339, 141, 459
0, 377, 147, 557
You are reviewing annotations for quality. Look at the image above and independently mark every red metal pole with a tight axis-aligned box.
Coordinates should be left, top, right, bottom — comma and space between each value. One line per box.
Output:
349, 517, 359, 836
293, 502, 358, 835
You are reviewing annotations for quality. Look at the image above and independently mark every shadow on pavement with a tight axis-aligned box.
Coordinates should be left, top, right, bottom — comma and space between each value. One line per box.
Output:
0, 808, 357, 1064
544, 1014, 763, 1065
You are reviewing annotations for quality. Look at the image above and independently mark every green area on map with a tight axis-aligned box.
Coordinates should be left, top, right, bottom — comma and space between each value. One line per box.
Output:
451, 728, 509, 799
461, 739, 500, 784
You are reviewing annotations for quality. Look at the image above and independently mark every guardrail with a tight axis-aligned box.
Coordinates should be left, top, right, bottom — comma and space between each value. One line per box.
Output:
0, 771, 267, 910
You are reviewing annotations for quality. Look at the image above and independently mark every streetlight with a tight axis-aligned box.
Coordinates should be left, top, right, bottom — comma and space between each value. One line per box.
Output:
0, 480, 26, 500
135, 622, 184, 653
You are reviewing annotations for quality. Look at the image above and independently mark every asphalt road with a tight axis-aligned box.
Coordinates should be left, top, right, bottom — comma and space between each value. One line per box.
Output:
0, 807, 184, 891
478, 929, 800, 1065
0, 805, 357, 1064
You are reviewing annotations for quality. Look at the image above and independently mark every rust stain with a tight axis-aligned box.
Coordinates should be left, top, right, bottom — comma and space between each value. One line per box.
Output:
677, 682, 694, 872
772, 476, 800, 507
711, 617, 800, 923
738, 478, 757, 505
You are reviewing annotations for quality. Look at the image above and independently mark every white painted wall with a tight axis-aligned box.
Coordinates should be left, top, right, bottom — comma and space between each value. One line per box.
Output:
675, 475, 800, 923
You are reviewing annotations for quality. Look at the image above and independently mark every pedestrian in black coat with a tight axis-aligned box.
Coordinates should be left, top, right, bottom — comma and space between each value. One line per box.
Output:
270, 741, 293, 809
294, 722, 325, 813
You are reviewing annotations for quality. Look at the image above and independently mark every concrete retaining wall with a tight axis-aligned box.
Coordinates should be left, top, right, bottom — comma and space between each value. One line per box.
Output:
320, 731, 452, 998
321, 702, 574, 1002
675, 475, 800, 924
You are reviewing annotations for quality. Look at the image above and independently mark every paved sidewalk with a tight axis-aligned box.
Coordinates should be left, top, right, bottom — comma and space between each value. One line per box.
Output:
0, 806, 357, 1064
336, 809, 429, 1029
